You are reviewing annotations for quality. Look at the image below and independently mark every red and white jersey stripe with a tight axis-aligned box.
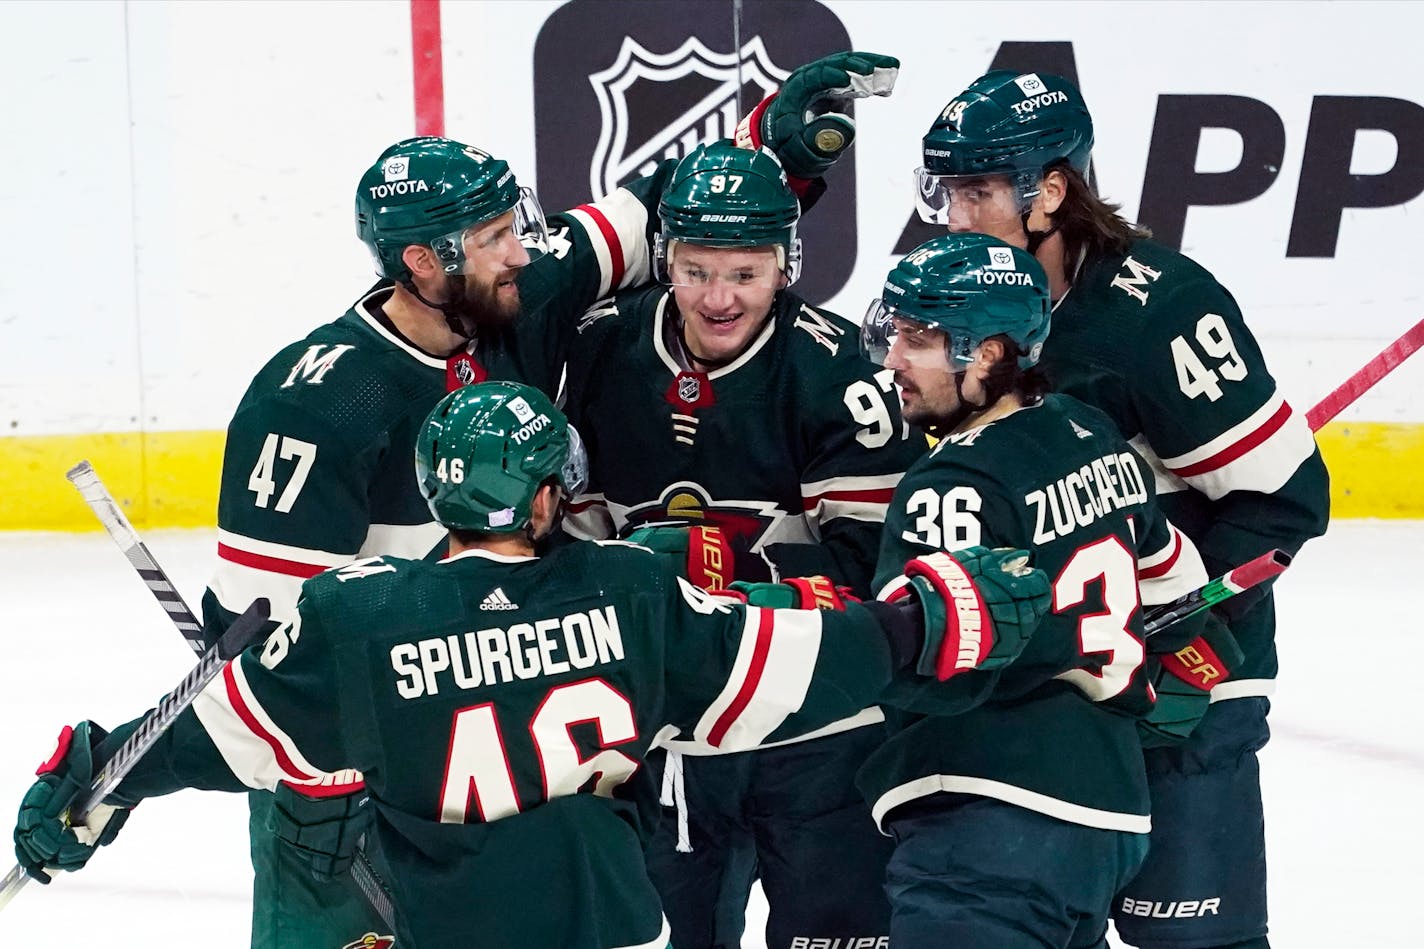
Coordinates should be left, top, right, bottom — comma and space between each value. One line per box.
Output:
210, 522, 445, 623
566, 187, 652, 298
1135, 392, 1317, 501
1136, 521, 1207, 606
687, 603, 823, 752
192, 652, 361, 795
801, 473, 904, 525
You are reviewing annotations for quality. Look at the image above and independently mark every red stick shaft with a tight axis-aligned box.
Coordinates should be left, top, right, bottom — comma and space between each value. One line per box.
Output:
1306, 315, 1424, 432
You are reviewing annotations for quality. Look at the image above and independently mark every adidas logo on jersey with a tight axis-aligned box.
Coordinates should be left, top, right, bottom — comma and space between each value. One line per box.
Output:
480, 588, 519, 611
1070, 419, 1094, 439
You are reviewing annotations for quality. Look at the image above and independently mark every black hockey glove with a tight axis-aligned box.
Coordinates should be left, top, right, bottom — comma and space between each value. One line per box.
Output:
270, 781, 373, 883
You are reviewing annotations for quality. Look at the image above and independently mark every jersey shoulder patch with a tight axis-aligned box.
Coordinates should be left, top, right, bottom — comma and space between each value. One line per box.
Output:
784, 300, 858, 361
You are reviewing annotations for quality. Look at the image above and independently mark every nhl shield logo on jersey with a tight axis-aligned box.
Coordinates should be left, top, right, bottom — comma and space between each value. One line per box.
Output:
446, 352, 487, 392
533, 0, 857, 304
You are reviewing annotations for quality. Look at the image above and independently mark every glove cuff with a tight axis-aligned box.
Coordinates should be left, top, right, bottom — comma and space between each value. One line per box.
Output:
735, 93, 817, 197
1158, 637, 1229, 692
904, 554, 997, 680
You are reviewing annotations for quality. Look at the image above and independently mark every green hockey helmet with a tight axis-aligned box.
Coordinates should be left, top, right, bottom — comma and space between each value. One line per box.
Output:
861, 233, 1051, 371
916, 71, 1093, 224
416, 381, 588, 534
355, 137, 550, 283
656, 141, 803, 286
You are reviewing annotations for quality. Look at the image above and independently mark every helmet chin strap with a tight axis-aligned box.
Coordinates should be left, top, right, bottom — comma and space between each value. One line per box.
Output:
924, 370, 986, 438
402, 275, 477, 339
1021, 208, 1061, 256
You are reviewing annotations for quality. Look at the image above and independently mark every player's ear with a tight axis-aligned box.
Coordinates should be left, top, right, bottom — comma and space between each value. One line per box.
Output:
402, 243, 439, 279
1039, 169, 1067, 216
976, 338, 1006, 368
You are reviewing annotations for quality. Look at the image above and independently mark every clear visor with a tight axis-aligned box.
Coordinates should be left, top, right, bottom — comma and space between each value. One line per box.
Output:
429, 187, 550, 275
913, 166, 1040, 226
654, 235, 801, 288
560, 423, 589, 498
860, 299, 978, 370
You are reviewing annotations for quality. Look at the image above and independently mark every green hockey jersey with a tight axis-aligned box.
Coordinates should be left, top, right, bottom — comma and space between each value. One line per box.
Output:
560, 285, 926, 752
117, 541, 898, 949
201, 169, 675, 642
561, 285, 927, 594
858, 394, 1209, 833
1042, 239, 1330, 690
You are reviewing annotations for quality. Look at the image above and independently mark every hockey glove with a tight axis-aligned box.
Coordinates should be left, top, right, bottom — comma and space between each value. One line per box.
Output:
623, 522, 734, 591
1138, 613, 1245, 747
14, 721, 136, 883
736, 51, 899, 182
722, 576, 858, 611
883, 547, 1050, 681
271, 781, 373, 883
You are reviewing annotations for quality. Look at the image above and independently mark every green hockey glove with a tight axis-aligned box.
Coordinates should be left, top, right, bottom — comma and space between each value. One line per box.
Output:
884, 547, 1050, 681
1138, 613, 1245, 747
724, 575, 858, 611
14, 721, 135, 883
270, 781, 373, 883
623, 522, 734, 591
736, 51, 899, 182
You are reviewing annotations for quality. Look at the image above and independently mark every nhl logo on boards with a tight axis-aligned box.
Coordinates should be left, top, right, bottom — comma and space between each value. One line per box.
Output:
533, 0, 857, 305
586, 35, 787, 199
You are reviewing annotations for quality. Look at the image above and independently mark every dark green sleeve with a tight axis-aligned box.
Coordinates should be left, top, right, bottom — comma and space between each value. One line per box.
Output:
117, 585, 351, 803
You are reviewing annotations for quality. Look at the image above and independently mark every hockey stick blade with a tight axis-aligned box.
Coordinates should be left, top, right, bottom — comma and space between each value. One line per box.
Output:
0, 598, 270, 911
65, 464, 399, 932
66, 461, 206, 655
1143, 550, 1291, 637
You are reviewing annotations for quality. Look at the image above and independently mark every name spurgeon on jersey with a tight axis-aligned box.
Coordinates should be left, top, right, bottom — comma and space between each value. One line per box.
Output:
390, 605, 625, 699
1026, 450, 1149, 544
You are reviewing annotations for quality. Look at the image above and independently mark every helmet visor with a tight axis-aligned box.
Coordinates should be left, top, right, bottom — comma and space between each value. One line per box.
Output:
655, 237, 794, 289
913, 167, 1039, 226
429, 187, 550, 275
861, 299, 975, 371
561, 423, 589, 498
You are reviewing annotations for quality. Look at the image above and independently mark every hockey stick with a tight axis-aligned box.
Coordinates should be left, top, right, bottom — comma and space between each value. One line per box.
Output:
1143, 548, 1291, 636
0, 598, 270, 912
66, 462, 206, 655
1306, 314, 1424, 432
64, 461, 399, 933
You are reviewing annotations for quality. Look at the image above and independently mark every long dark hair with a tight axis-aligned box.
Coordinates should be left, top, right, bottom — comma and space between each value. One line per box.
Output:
1051, 164, 1152, 266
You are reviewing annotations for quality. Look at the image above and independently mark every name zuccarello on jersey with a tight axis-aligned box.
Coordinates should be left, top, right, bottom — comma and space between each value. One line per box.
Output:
1025, 451, 1149, 544
389, 606, 625, 699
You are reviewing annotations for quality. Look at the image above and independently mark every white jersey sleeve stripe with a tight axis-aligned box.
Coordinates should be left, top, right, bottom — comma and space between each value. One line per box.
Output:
192, 659, 322, 791
1156, 393, 1318, 500
568, 188, 651, 296
694, 606, 822, 751
1137, 524, 1208, 607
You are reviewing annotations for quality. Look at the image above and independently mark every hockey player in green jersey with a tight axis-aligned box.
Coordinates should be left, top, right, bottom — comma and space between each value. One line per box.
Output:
202, 133, 677, 949
12, 380, 1053, 949
562, 140, 927, 949
201, 52, 905, 948
912, 71, 1330, 949
858, 232, 1233, 949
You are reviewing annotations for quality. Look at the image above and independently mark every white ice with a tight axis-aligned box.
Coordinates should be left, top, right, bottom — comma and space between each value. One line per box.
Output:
0, 522, 1418, 947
